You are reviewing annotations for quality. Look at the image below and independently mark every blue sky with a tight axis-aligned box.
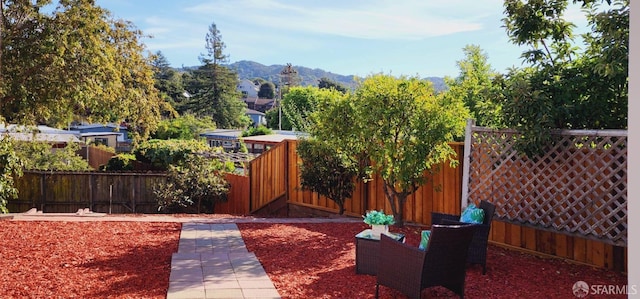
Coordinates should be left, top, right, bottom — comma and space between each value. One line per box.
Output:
95, 0, 593, 78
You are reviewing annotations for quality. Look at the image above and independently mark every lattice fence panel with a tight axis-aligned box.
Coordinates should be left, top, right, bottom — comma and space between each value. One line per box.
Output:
467, 127, 627, 246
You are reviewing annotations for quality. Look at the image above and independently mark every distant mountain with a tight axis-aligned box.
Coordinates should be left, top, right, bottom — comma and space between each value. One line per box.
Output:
182, 60, 447, 92
226, 60, 357, 88
424, 77, 447, 93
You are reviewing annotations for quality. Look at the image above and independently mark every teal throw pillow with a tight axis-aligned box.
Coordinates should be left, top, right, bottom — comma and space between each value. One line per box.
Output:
418, 230, 431, 251
459, 203, 485, 224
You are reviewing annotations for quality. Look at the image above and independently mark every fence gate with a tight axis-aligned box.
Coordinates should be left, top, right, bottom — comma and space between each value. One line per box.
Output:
462, 120, 627, 247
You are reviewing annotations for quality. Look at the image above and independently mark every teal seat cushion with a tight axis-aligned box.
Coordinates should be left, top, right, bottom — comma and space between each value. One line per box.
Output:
418, 230, 431, 251
460, 203, 485, 224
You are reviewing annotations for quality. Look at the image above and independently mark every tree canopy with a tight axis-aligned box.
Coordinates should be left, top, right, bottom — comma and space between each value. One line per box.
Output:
500, 0, 628, 155
317, 77, 347, 93
151, 51, 188, 115
0, 0, 171, 142
310, 74, 469, 226
258, 82, 276, 99
444, 45, 504, 128
281, 86, 345, 132
296, 138, 357, 215
151, 114, 216, 140
182, 22, 249, 129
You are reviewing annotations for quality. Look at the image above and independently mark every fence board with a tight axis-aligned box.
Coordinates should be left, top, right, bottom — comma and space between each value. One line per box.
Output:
214, 173, 250, 215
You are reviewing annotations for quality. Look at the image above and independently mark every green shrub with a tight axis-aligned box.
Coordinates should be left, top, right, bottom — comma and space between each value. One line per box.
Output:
14, 141, 91, 171
297, 138, 357, 215
100, 153, 136, 171
0, 138, 24, 213
134, 139, 209, 170
242, 125, 272, 137
154, 155, 231, 213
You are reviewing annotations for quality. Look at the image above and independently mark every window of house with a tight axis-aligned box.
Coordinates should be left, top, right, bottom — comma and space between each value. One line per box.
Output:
93, 137, 109, 146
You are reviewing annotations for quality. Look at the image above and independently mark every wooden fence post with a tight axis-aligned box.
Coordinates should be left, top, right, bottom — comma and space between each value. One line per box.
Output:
460, 118, 474, 210
39, 173, 45, 211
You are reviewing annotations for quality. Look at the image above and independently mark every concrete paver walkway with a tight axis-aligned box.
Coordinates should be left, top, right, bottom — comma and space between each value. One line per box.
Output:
167, 223, 280, 299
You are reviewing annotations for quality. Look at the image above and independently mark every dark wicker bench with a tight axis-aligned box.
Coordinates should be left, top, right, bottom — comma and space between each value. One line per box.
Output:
431, 199, 496, 274
375, 224, 477, 299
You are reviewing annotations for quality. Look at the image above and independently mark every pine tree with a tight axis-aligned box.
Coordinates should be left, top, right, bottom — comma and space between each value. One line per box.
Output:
185, 22, 248, 128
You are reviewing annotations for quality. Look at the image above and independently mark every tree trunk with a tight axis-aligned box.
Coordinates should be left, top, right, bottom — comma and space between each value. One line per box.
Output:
383, 182, 407, 227
395, 194, 408, 227
382, 181, 409, 227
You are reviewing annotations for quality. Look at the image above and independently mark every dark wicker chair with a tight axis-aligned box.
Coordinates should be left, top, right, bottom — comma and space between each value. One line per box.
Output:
375, 224, 477, 299
431, 199, 496, 274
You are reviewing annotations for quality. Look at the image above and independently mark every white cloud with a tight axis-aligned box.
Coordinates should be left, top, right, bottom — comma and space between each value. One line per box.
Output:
183, 0, 503, 40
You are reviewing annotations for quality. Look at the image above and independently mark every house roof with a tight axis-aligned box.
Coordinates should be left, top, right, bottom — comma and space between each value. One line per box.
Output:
255, 98, 275, 106
245, 109, 265, 116
0, 124, 79, 135
200, 129, 243, 140
69, 122, 126, 130
1, 132, 80, 143
242, 133, 302, 144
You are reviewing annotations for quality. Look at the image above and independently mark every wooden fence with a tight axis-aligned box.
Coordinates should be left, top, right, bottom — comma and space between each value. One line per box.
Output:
10, 171, 250, 214
463, 121, 627, 271
249, 141, 288, 211
249, 138, 626, 272
76, 146, 116, 170
283, 140, 464, 223
10, 134, 626, 271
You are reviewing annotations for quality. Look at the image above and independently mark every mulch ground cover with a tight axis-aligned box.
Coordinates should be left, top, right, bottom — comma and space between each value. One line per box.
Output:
0, 220, 627, 299
238, 222, 628, 299
0, 221, 181, 299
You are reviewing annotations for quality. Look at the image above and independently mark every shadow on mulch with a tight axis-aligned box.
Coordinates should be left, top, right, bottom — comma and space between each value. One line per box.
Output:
238, 222, 627, 299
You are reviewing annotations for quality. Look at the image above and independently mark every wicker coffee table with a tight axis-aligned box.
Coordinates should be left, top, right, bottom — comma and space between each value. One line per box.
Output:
355, 229, 405, 275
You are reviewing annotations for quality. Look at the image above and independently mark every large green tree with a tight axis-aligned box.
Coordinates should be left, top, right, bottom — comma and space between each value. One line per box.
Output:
501, 0, 628, 156
151, 114, 216, 140
184, 22, 248, 129
445, 45, 505, 128
151, 51, 188, 115
258, 81, 276, 99
0, 0, 170, 142
281, 86, 345, 132
312, 74, 469, 226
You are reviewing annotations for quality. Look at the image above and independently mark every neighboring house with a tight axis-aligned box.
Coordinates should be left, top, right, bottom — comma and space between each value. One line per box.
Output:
250, 98, 277, 113
0, 124, 80, 148
200, 129, 244, 152
237, 79, 259, 98
69, 122, 131, 152
241, 130, 306, 154
244, 96, 277, 113
246, 109, 267, 127
78, 132, 122, 149
200, 129, 306, 154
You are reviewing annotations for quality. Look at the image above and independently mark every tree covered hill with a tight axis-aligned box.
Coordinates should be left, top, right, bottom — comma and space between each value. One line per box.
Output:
226, 60, 355, 88
217, 60, 446, 92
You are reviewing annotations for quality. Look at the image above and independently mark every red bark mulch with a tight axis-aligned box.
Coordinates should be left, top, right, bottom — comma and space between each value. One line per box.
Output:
238, 222, 628, 299
0, 220, 627, 299
0, 221, 181, 299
